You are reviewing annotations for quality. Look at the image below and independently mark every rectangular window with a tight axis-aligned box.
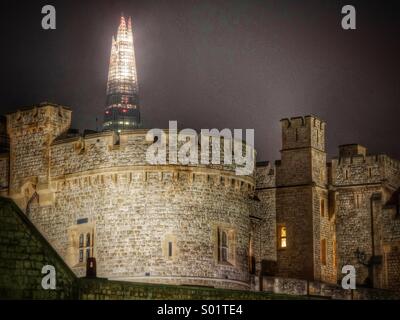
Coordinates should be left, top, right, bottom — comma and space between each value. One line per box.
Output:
278, 225, 287, 249
77, 218, 88, 225
355, 194, 361, 209
321, 239, 327, 265
217, 227, 235, 264
320, 198, 325, 217
168, 242, 173, 257
77, 231, 94, 264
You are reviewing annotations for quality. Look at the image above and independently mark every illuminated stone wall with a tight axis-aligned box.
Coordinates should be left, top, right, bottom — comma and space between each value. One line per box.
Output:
4, 104, 400, 292
6, 104, 255, 290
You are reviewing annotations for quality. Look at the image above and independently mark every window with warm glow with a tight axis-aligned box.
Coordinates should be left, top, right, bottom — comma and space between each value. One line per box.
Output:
278, 225, 287, 249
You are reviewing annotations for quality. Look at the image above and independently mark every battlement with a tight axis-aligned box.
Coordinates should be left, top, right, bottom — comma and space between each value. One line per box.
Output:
6, 103, 71, 138
339, 144, 367, 157
334, 154, 383, 166
255, 161, 276, 189
281, 115, 326, 152
331, 153, 400, 189
50, 129, 255, 180
280, 115, 326, 130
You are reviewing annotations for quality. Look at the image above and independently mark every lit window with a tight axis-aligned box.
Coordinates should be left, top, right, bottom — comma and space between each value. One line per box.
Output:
332, 239, 336, 268
125, 122, 129, 125
278, 225, 287, 249
119, 121, 123, 124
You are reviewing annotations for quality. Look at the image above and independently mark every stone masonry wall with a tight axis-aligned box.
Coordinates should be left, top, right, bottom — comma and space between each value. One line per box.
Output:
6, 105, 71, 208
0, 197, 77, 299
49, 131, 254, 179
0, 154, 9, 193
275, 186, 314, 279
334, 186, 382, 285
6, 105, 255, 290
331, 154, 400, 187
312, 187, 336, 284
78, 277, 290, 300
254, 163, 277, 272
30, 168, 254, 290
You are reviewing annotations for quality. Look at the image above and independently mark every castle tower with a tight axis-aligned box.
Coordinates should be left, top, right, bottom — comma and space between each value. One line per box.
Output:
275, 116, 336, 283
103, 16, 141, 132
6, 103, 71, 210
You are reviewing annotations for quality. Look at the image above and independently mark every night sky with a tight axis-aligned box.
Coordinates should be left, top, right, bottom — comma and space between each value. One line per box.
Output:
2, 0, 400, 161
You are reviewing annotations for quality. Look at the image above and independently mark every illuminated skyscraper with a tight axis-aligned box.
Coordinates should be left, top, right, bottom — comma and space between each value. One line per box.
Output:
103, 16, 140, 132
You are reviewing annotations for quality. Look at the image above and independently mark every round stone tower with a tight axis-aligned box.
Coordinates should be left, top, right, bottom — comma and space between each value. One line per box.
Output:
6, 104, 256, 290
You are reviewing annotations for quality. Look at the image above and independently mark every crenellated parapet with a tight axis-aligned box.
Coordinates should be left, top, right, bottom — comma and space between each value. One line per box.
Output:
281, 115, 326, 152
255, 161, 276, 189
5, 104, 255, 211
6, 103, 71, 138
50, 129, 255, 188
331, 153, 400, 189
6, 103, 71, 209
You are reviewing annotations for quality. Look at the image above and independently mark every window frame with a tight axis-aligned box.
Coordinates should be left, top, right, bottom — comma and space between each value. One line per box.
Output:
216, 226, 236, 266
321, 238, 327, 266
277, 225, 287, 250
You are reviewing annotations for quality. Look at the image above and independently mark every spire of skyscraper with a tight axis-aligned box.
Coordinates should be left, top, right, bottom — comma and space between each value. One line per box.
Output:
103, 15, 141, 132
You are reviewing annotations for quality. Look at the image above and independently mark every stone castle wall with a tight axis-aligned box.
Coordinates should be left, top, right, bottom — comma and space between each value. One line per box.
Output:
0, 154, 9, 195
5, 105, 71, 209
331, 152, 400, 288
253, 163, 277, 272
29, 167, 254, 289
6, 104, 256, 290
0, 197, 77, 299
4, 104, 400, 293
